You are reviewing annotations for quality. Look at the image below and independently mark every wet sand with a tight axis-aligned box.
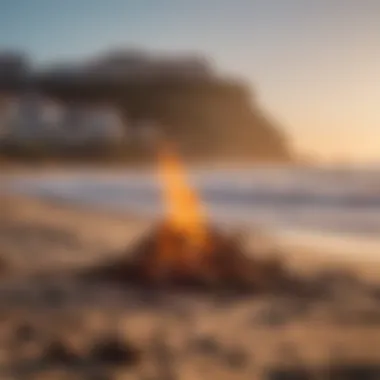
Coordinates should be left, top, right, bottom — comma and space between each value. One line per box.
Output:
1, 195, 380, 379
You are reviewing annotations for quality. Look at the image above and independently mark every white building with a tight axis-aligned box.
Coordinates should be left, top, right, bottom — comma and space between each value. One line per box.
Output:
60, 103, 126, 145
0, 93, 126, 145
1, 93, 63, 142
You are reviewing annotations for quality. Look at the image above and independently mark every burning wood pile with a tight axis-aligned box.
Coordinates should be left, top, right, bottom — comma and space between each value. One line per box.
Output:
89, 222, 287, 293
85, 142, 291, 294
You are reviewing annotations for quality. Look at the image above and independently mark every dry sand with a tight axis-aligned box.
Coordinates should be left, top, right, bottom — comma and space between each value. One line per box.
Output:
0, 195, 380, 379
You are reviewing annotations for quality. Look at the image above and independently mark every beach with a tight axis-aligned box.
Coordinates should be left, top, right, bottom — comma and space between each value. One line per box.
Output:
0, 193, 380, 379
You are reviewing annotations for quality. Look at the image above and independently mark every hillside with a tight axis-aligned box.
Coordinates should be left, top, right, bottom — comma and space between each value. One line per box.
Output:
0, 51, 293, 164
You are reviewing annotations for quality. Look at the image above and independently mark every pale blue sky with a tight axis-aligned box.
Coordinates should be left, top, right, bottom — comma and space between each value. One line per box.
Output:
1, 0, 379, 162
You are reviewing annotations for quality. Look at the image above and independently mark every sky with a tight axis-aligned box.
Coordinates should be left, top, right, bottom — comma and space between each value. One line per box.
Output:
0, 0, 379, 163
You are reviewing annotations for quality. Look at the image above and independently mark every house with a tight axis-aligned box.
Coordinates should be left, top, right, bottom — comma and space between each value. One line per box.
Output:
1, 92, 63, 142
0, 92, 126, 146
60, 103, 126, 145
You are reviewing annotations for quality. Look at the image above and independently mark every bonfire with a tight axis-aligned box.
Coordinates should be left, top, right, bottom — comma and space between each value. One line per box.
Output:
87, 141, 288, 293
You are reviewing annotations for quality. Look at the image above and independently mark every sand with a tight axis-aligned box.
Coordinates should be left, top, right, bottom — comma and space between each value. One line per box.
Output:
1, 195, 380, 379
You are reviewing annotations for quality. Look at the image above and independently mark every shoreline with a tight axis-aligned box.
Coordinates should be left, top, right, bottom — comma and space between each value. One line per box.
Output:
1, 193, 380, 281
2, 193, 380, 378
3, 172, 380, 268
0, 160, 361, 179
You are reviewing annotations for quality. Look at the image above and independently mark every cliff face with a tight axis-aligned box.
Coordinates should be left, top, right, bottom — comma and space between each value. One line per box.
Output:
0, 50, 293, 163
38, 76, 292, 162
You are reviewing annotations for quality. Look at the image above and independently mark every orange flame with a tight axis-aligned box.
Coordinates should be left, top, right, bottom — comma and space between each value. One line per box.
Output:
156, 141, 208, 269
